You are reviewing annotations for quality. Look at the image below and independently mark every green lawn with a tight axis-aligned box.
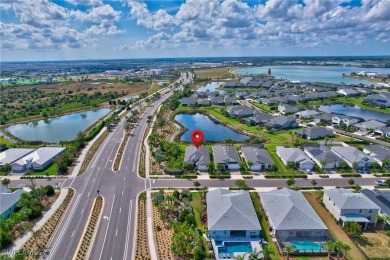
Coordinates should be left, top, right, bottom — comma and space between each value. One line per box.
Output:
250, 192, 281, 260
30, 163, 58, 176
249, 101, 273, 112
0, 136, 13, 146
190, 192, 205, 232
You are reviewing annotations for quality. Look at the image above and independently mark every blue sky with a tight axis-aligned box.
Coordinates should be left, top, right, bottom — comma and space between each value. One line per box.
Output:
1, 0, 389, 61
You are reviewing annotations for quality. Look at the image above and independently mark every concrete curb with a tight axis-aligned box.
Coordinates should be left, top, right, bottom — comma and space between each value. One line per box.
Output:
146, 190, 158, 260
130, 192, 141, 260
72, 195, 104, 260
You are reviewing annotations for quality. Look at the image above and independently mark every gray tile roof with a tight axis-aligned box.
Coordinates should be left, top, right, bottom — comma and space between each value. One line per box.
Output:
0, 148, 35, 166
184, 146, 210, 166
304, 146, 341, 164
276, 146, 313, 165
325, 188, 380, 210
294, 110, 320, 118
294, 127, 334, 139
259, 188, 327, 231
241, 145, 274, 165
361, 189, 390, 215
353, 120, 386, 130
266, 116, 297, 129
1, 188, 25, 216
364, 145, 390, 162
13, 147, 65, 166
207, 189, 261, 231
212, 145, 241, 165
331, 146, 376, 165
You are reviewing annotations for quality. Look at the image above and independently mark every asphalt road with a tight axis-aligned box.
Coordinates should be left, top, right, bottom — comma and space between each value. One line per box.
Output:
8, 71, 385, 260
41, 73, 190, 260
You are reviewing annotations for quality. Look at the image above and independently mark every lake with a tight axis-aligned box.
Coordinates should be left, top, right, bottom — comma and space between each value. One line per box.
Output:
318, 104, 390, 122
234, 66, 390, 85
175, 113, 249, 142
6, 108, 111, 143
196, 82, 226, 94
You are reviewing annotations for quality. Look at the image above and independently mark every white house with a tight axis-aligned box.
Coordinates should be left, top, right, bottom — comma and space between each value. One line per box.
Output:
184, 146, 210, 171
240, 145, 274, 171
323, 188, 380, 229
276, 146, 314, 170
331, 146, 376, 168
11, 147, 65, 173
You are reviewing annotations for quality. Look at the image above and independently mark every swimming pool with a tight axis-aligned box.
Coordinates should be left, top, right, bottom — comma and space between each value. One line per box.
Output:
290, 240, 322, 251
218, 242, 253, 254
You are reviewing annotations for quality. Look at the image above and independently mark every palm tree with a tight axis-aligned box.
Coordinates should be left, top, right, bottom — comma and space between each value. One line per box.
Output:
284, 244, 293, 260
260, 246, 275, 260
333, 241, 344, 260
340, 243, 351, 259
324, 240, 335, 260
375, 214, 383, 229
247, 248, 263, 260
233, 254, 246, 260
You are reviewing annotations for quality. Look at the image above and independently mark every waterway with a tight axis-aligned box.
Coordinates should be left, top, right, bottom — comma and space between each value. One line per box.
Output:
175, 113, 249, 142
318, 104, 390, 122
196, 82, 226, 94
234, 66, 390, 85
6, 108, 111, 143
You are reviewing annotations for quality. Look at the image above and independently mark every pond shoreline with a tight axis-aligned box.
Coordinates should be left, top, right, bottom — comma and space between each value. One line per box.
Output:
173, 109, 255, 143
2, 107, 112, 144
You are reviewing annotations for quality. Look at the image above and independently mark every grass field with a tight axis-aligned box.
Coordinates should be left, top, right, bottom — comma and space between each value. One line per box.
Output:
303, 192, 365, 260
191, 192, 205, 232
0, 136, 13, 146
194, 67, 238, 80
30, 163, 58, 176
250, 192, 281, 260
355, 231, 390, 259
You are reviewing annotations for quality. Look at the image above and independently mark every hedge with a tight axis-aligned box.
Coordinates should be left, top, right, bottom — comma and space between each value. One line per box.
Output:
209, 175, 231, 179
174, 174, 198, 179
318, 174, 330, 178
265, 174, 307, 179
340, 174, 361, 177
163, 167, 184, 175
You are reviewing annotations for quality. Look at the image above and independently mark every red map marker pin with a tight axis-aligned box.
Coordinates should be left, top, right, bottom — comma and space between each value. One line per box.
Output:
191, 129, 204, 148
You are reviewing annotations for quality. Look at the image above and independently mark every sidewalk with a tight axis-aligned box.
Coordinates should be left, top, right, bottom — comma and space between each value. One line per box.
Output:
70, 127, 107, 177
146, 191, 158, 260
8, 188, 69, 251
144, 105, 162, 178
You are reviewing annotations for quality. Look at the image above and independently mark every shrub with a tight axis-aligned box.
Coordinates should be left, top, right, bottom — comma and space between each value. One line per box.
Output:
46, 185, 55, 196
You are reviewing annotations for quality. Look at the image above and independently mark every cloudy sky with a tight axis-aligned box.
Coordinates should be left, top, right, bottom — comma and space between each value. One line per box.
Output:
1, 0, 389, 61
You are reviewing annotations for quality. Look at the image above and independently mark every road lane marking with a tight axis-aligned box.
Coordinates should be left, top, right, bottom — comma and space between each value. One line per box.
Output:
115, 229, 118, 236
93, 178, 95, 183
48, 194, 81, 259
88, 192, 90, 197
126, 166, 127, 170
119, 207, 121, 214
124, 177, 126, 181
123, 200, 133, 260
81, 208, 84, 214
71, 230, 75, 238
144, 178, 146, 190
98, 194, 116, 260
122, 190, 124, 196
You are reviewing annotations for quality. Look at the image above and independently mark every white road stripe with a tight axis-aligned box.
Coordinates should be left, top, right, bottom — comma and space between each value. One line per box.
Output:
71, 230, 75, 238
88, 192, 90, 197
123, 200, 133, 260
115, 229, 118, 236
99, 194, 116, 260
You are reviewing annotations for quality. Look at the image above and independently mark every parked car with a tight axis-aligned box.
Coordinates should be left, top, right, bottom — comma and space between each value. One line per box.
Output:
375, 180, 386, 186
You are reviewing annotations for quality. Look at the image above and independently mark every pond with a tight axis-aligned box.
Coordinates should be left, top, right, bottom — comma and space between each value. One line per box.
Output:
196, 82, 226, 94
6, 108, 111, 143
234, 66, 390, 85
175, 113, 249, 142
318, 104, 390, 122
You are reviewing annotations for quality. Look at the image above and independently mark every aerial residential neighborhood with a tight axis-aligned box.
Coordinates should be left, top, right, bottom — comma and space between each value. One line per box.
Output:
1, 1, 390, 260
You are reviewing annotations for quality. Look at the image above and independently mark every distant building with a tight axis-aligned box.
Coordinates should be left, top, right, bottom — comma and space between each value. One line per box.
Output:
278, 104, 300, 115
294, 127, 334, 140
181, 97, 197, 106
364, 93, 390, 108
337, 88, 360, 96
363, 145, 390, 166
184, 146, 210, 171
265, 116, 298, 130
294, 110, 320, 119
332, 115, 359, 127
11, 147, 65, 173
304, 145, 341, 169
353, 120, 386, 132
226, 106, 254, 118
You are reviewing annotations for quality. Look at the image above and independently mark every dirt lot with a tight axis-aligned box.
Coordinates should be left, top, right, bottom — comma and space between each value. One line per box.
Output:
194, 67, 238, 80
303, 192, 365, 260
356, 231, 390, 259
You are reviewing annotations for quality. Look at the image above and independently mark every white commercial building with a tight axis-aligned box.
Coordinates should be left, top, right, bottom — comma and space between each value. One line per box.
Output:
12, 147, 65, 173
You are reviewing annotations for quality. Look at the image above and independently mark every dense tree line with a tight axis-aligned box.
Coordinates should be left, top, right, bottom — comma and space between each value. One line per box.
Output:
0, 185, 55, 248
0, 88, 124, 124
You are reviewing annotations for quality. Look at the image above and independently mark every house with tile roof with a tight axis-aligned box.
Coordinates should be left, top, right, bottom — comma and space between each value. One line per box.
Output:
184, 146, 210, 171
1, 184, 26, 220
323, 188, 380, 229
240, 145, 274, 171
259, 188, 331, 252
212, 145, 241, 171
276, 146, 314, 170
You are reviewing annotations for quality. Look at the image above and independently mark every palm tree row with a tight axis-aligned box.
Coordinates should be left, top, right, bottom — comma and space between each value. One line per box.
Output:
323, 240, 351, 260
233, 246, 275, 260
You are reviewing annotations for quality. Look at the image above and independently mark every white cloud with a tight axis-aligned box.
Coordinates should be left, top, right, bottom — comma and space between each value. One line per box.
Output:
65, 0, 103, 6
